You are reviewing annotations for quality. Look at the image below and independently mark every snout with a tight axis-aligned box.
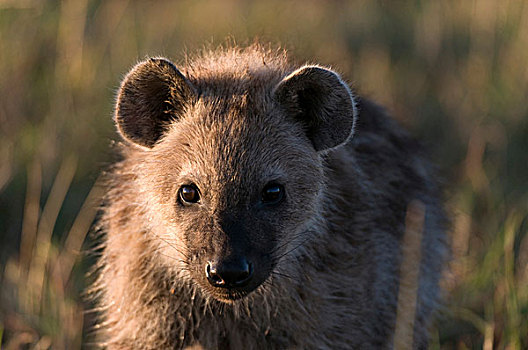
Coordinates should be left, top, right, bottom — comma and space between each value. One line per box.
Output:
205, 257, 254, 288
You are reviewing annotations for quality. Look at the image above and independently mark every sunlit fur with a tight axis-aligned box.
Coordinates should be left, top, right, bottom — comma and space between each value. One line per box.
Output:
88, 44, 447, 349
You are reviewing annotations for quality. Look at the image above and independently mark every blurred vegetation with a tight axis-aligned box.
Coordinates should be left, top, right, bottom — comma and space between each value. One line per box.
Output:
0, 0, 527, 349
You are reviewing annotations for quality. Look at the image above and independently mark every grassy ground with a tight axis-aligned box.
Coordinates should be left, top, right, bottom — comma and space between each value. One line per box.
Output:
1, 0, 527, 348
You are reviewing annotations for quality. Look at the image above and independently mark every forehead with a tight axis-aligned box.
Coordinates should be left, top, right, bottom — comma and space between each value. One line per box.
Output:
153, 63, 318, 190
152, 87, 321, 207
176, 95, 292, 180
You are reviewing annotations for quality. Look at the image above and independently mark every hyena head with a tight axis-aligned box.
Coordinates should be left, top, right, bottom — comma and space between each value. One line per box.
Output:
114, 55, 357, 302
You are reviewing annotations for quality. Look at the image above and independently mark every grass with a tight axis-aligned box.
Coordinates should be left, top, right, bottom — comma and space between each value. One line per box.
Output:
1, 156, 102, 349
1, 0, 527, 348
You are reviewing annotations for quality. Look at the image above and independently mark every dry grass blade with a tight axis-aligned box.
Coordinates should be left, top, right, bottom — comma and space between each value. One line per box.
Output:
394, 200, 425, 350
17, 159, 42, 313
26, 156, 77, 314
503, 212, 522, 349
19, 160, 42, 272
52, 176, 103, 288
0, 139, 13, 192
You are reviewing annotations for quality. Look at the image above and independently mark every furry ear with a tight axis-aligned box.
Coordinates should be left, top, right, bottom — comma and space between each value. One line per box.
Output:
273, 66, 357, 152
115, 58, 197, 148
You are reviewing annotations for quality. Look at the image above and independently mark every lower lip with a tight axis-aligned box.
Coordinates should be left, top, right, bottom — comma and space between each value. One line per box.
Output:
211, 289, 251, 302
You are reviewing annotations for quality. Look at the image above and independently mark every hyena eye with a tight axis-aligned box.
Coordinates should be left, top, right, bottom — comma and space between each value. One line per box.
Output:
178, 185, 200, 204
261, 183, 285, 205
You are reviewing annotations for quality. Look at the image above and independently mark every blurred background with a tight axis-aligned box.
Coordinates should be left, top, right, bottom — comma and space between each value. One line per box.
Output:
0, 0, 527, 348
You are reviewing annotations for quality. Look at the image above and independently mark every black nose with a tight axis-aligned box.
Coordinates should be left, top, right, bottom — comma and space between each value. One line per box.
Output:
206, 258, 253, 288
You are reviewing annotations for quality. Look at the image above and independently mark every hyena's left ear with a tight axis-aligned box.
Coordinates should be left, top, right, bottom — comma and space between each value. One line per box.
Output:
115, 58, 197, 148
273, 66, 357, 152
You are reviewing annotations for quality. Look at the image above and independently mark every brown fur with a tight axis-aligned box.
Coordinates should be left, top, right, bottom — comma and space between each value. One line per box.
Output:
89, 45, 447, 349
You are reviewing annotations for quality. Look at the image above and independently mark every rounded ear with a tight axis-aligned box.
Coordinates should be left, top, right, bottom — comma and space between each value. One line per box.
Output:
273, 66, 357, 152
115, 58, 197, 148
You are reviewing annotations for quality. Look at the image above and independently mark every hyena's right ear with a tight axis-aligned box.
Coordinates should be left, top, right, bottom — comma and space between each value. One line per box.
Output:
273, 66, 357, 153
115, 58, 197, 148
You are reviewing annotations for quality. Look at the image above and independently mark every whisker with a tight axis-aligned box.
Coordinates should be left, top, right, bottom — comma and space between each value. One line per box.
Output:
272, 235, 313, 262
270, 271, 295, 281
149, 232, 191, 260
271, 232, 307, 255
149, 244, 190, 261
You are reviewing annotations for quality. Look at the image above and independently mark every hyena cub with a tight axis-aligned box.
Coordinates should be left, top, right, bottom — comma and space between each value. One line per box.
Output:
91, 45, 447, 349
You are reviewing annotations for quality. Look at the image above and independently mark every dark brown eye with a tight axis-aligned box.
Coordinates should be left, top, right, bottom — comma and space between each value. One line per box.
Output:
179, 185, 200, 204
261, 183, 285, 205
